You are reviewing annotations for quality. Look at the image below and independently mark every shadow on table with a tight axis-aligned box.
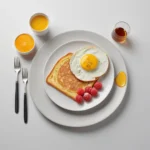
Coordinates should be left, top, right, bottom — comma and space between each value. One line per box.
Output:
35, 30, 52, 43
117, 37, 137, 54
20, 45, 38, 61
118, 38, 133, 49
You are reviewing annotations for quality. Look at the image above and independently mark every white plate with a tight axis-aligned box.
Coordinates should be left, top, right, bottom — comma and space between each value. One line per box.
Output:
29, 30, 128, 127
44, 41, 114, 111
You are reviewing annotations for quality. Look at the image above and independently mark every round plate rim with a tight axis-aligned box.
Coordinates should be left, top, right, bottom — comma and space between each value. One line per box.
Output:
43, 40, 115, 112
29, 30, 128, 127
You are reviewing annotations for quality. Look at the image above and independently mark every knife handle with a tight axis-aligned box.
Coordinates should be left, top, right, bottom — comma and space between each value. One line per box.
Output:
15, 81, 19, 114
24, 93, 28, 124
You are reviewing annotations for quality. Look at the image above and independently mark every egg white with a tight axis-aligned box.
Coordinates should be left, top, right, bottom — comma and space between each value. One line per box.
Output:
70, 46, 109, 81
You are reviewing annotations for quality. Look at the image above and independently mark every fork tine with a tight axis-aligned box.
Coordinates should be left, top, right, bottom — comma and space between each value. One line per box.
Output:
22, 68, 25, 78
14, 57, 17, 68
26, 69, 28, 77
14, 57, 16, 68
14, 57, 20, 68
18, 57, 20, 67
22, 68, 23, 77
22, 68, 28, 78
17, 57, 20, 67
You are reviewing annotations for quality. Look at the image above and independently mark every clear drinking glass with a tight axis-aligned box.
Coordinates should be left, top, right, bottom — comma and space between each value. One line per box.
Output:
112, 21, 130, 43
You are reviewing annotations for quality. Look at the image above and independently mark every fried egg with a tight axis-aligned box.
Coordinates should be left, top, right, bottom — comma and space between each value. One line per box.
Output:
70, 46, 109, 81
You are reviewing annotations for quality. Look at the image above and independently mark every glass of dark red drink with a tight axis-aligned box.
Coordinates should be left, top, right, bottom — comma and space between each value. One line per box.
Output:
112, 21, 130, 43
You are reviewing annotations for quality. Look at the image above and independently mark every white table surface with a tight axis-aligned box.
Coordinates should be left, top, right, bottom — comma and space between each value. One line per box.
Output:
1, 0, 149, 149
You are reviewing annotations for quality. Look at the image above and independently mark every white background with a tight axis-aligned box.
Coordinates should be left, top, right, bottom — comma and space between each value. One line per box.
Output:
0, 0, 149, 149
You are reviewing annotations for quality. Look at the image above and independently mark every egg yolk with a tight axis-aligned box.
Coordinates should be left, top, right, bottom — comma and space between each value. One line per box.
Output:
80, 54, 98, 71
115, 71, 127, 87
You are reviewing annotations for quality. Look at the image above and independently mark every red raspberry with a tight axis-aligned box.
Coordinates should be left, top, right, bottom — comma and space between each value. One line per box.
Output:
85, 86, 92, 94
83, 93, 92, 102
75, 95, 83, 104
94, 82, 102, 90
91, 88, 98, 96
77, 88, 85, 96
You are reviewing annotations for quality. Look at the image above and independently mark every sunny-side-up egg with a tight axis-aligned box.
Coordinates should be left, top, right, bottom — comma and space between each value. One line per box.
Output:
70, 46, 109, 81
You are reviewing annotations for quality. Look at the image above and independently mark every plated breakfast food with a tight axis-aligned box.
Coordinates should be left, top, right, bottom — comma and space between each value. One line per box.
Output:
30, 30, 127, 126
70, 46, 109, 81
46, 46, 109, 104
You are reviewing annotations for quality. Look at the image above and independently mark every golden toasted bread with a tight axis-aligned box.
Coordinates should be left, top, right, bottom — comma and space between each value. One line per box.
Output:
46, 53, 97, 100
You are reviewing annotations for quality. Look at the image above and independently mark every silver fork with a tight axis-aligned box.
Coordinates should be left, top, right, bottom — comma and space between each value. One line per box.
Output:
22, 68, 28, 124
14, 57, 21, 114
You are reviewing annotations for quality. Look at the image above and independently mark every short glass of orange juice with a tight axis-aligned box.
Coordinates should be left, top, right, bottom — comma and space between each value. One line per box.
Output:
29, 13, 49, 36
14, 33, 35, 55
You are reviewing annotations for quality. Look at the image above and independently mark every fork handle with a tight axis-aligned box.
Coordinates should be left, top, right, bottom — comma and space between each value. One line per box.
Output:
24, 93, 28, 124
15, 81, 19, 114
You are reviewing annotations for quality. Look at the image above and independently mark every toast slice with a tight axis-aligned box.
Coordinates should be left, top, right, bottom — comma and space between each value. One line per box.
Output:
46, 53, 97, 100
